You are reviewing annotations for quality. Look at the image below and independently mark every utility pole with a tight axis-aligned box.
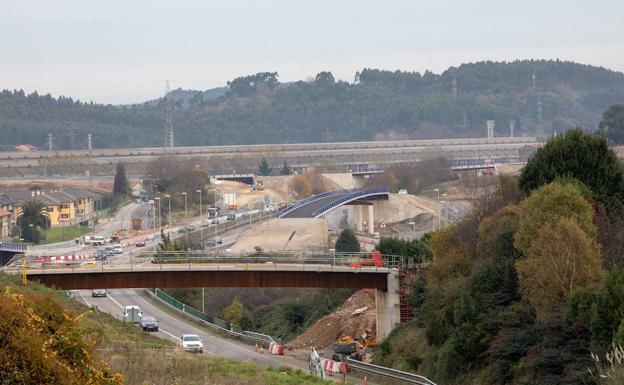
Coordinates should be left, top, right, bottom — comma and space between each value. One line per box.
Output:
164, 81, 174, 152
537, 95, 543, 130
452, 72, 458, 98
509, 120, 515, 138
87, 133, 93, 187
68, 126, 75, 151
44, 133, 53, 177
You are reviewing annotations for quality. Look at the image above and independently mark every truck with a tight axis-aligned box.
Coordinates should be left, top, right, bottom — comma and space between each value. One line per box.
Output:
223, 193, 237, 210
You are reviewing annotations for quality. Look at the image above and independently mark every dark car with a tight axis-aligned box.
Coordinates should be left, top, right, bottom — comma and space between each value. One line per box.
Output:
135, 240, 146, 247
205, 237, 223, 247
95, 249, 107, 260
91, 289, 107, 297
139, 316, 159, 332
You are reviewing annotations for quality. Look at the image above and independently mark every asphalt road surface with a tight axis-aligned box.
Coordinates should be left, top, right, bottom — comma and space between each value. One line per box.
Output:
75, 288, 291, 368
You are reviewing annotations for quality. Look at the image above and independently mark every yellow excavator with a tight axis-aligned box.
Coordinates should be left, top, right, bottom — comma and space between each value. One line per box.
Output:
332, 330, 377, 362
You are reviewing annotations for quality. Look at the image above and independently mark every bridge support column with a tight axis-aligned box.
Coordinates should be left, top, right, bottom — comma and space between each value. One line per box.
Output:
355, 205, 363, 232
367, 205, 374, 234
375, 270, 400, 340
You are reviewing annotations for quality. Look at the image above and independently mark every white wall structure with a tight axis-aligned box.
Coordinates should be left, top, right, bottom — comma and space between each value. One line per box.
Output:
375, 270, 401, 340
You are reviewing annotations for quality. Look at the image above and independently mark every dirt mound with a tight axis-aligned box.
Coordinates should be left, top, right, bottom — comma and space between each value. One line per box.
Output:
288, 289, 376, 352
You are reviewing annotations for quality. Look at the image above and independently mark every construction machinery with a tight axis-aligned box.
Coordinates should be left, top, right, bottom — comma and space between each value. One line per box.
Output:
332, 330, 377, 362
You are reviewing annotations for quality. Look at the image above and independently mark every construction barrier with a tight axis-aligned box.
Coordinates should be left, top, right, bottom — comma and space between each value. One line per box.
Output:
34, 255, 90, 264
320, 358, 347, 376
268, 341, 284, 355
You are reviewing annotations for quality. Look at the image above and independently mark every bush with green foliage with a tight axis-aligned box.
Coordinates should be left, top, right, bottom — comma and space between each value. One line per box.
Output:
519, 128, 624, 215
335, 228, 360, 253
375, 237, 432, 262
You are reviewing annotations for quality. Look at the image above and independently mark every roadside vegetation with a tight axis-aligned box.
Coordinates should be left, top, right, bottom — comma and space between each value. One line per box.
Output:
40, 223, 92, 244
0, 273, 326, 384
374, 128, 624, 384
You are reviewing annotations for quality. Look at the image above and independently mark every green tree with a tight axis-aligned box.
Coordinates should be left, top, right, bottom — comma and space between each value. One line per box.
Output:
599, 103, 624, 144
112, 163, 129, 197
18, 199, 51, 244
279, 160, 291, 175
515, 218, 603, 319
514, 180, 596, 255
519, 128, 624, 215
375, 237, 432, 262
335, 228, 360, 253
315, 71, 335, 84
223, 298, 245, 325
258, 157, 272, 176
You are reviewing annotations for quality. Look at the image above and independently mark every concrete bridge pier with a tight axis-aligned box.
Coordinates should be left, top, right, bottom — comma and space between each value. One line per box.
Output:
375, 270, 401, 340
354, 205, 364, 232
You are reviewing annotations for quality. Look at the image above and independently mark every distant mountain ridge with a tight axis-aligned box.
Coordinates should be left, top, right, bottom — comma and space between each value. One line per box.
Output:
1, 59, 623, 150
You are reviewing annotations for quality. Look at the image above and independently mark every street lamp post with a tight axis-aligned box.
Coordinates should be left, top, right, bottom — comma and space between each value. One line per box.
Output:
433, 188, 440, 230
213, 188, 218, 245
196, 190, 203, 247
151, 200, 157, 255
182, 192, 188, 245
154, 197, 161, 230
441, 193, 448, 229
165, 194, 172, 232
408, 221, 416, 239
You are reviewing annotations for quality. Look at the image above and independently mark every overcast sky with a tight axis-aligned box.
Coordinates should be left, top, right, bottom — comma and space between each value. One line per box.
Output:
1, 0, 622, 104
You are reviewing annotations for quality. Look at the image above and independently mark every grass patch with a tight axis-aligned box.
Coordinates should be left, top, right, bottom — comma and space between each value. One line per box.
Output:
41, 224, 92, 244
0, 273, 326, 385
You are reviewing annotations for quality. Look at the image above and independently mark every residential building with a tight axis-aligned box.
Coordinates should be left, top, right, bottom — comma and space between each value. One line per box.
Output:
1, 188, 103, 227
0, 208, 10, 238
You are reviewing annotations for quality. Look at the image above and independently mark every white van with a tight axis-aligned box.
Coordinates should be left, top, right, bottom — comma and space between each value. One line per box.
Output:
122, 305, 143, 323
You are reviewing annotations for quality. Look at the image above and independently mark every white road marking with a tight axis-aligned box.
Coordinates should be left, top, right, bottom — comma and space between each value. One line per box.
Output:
158, 328, 180, 340
106, 292, 125, 310
78, 290, 92, 307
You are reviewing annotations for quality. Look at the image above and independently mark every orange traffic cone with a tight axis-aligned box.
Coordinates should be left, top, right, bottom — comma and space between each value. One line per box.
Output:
363, 376, 368, 385
259, 345, 264, 354
255, 344, 260, 353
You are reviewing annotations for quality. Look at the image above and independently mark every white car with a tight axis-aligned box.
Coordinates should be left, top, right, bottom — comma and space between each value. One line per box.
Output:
180, 334, 203, 353
122, 305, 143, 323
113, 244, 123, 254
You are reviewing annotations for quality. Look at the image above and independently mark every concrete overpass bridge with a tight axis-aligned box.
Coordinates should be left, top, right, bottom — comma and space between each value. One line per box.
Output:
0, 137, 538, 178
7, 254, 414, 339
278, 189, 389, 234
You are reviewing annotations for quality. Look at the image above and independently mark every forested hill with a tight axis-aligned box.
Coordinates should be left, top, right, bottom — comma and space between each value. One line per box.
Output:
1, 60, 624, 150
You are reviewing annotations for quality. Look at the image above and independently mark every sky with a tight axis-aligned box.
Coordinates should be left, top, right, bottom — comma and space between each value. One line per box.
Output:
1, 0, 623, 104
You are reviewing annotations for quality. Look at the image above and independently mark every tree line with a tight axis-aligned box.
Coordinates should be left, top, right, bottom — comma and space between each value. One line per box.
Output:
2, 60, 624, 150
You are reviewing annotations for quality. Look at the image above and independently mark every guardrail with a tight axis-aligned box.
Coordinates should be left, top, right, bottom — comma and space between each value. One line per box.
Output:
277, 189, 354, 218
311, 189, 388, 217
345, 358, 438, 385
7, 251, 419, 275
145, 288, 278, 348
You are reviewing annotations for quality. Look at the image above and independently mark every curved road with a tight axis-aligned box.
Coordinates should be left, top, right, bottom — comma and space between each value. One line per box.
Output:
75, 288, 298, 368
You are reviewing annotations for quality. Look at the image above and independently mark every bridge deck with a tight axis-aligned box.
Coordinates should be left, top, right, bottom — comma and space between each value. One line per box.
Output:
21, 263, 391, 290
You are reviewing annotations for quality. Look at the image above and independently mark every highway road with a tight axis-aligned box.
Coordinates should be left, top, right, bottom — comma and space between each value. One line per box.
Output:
74, 288, 301, 368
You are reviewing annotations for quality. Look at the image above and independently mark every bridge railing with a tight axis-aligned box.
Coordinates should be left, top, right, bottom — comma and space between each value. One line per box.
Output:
277, 189, 354, 218
7, 251, 419, 274
311, 188, 388, 217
